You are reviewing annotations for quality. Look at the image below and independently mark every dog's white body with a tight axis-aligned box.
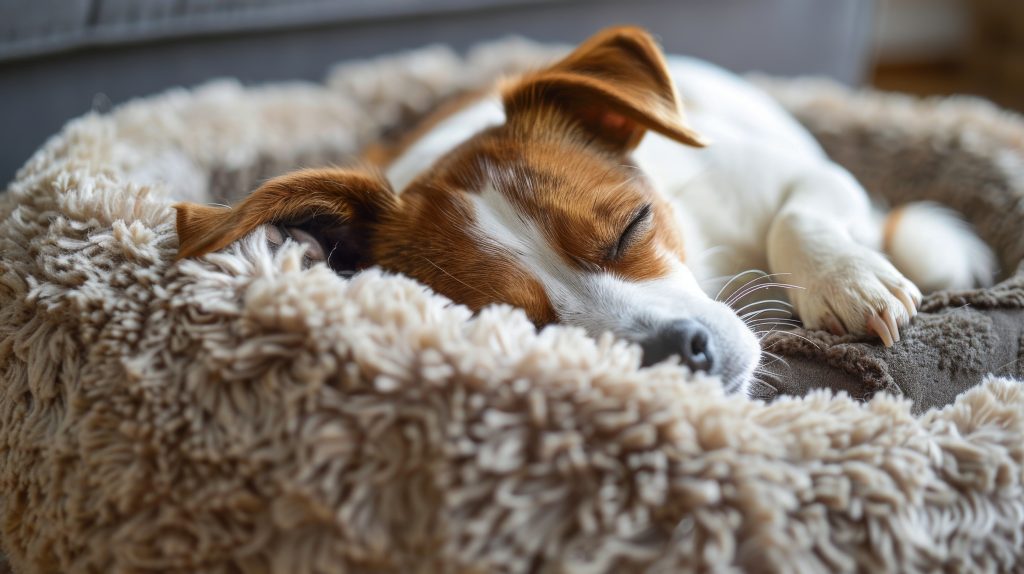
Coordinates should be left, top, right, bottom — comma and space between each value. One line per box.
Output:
383, 53, 997, 394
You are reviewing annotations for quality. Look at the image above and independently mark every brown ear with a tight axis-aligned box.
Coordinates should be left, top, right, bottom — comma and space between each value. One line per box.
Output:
174, 168, 398, 265
503, 26, 706, 151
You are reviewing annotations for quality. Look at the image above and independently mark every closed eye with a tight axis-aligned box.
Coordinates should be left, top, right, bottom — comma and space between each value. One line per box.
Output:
611, 203, 652, 260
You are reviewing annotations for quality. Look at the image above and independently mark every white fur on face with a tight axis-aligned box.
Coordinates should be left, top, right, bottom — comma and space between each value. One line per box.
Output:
468, 183, 759, 393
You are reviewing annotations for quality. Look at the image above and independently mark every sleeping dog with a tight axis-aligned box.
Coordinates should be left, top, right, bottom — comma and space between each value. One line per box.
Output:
175, 27, 995, 396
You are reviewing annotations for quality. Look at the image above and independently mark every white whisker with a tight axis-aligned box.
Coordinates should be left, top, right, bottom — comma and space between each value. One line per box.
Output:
747, 317, 802, 325
734, 298, 794, 316
747, 376, 778, 393
758, 350, 790, 369
726, 279, 801, 303
714, 269, 766, 302
992, 356, 1021, 376
726, 282, 803, 306
714, 270, 796, 303
759, 330, 823, 350
741, 308, 794, 323
421, 256, 498, 301
756, 325, 783, 342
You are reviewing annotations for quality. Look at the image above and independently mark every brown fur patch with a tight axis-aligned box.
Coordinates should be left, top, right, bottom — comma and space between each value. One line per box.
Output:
883, 206, 906, 255
373, 188, 557, 326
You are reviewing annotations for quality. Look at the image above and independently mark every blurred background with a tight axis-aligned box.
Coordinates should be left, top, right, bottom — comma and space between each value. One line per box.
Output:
0, 0, 1021, 187
873, 0, 1023, 112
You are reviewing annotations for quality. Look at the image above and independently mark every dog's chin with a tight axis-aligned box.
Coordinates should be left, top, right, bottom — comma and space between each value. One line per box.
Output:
702, 302, 761, 397
721, 353, 757, 397
712, 319, 761, 396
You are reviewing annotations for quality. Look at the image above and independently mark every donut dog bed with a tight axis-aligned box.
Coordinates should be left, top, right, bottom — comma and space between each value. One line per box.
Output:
1, 39, 1023, 573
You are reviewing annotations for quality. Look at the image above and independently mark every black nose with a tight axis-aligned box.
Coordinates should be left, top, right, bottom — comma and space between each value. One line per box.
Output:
640, 319, 717, 373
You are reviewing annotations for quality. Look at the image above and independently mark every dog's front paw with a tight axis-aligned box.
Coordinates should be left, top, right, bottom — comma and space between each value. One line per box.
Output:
792, 249, 922, 346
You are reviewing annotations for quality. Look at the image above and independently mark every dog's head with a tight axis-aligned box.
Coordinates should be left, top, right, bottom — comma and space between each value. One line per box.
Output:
176, 27, 760, 393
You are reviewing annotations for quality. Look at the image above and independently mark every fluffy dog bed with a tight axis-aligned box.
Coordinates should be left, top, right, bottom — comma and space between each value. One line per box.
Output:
1, 39, 1023, 573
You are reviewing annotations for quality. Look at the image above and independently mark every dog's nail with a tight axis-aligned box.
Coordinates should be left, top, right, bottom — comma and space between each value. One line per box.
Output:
894, 289, 917, 317
882, 309, 900, 343
866, 313, 894, 347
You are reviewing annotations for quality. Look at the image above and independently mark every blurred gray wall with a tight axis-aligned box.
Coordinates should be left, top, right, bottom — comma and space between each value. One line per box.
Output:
0, 0, 875, 187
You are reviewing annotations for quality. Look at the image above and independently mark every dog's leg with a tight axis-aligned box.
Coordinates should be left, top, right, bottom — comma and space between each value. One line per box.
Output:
881, 202, 996, 293
766, 164, 922, 346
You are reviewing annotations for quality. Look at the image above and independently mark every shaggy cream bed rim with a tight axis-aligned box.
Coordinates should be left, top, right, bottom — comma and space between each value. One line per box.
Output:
0, 39, 1023, 573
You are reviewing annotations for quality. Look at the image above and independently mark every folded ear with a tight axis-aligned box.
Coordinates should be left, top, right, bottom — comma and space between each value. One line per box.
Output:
175, 168, 398, 270
503, 26, 706, 152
